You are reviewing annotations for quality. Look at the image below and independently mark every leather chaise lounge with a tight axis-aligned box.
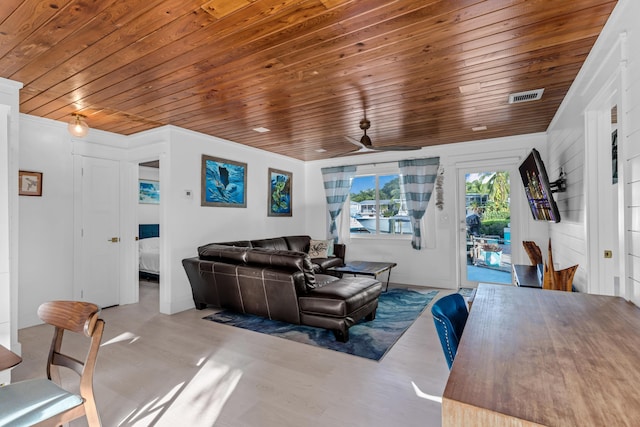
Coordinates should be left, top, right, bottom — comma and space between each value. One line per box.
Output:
182, 235, 382, 342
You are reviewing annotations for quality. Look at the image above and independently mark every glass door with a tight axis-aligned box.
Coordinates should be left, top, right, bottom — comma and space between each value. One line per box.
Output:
460, 168, 512, 286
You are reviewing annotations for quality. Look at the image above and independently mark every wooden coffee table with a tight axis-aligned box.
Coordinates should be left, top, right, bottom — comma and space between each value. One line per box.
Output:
329, 261, 397, 292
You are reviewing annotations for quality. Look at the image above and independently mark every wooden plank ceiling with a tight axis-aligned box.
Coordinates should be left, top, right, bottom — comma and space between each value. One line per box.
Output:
0, 0, 618, 161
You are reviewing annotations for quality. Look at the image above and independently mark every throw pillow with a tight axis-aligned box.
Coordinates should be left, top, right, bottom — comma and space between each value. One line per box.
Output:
309, 239, 329, 258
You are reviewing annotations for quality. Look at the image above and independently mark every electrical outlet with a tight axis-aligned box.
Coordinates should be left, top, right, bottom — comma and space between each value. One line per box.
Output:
604, 250, 613, 259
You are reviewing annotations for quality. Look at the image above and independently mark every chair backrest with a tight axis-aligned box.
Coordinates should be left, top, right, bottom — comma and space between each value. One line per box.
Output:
431, 293, 469, 369
37, 300, 105, 426
522, 241, 543, 265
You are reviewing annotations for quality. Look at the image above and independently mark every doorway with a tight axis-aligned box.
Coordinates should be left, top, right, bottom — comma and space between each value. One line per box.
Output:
459, 168, 512, 287
137, 160, 161, 302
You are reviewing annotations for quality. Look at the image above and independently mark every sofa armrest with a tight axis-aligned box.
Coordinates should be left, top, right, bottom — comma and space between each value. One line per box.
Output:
182, 257, 221, 309
333, 243, 346, 260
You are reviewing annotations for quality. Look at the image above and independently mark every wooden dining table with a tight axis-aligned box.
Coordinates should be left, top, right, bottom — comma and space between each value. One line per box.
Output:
0, 344, 21, 371
442, 283, 640, 426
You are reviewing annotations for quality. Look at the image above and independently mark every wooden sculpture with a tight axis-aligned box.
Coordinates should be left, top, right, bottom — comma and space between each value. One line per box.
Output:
522, 241, 543, 265
543, 239, 578, 292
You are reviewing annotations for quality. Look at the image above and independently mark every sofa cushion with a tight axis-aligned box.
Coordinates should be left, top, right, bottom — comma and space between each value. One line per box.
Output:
283, 235, 311, 253
251, 237, 289, 250
216, 240, 253, 248
314, 274, 340, 288
198, 244, 248, 264
245, 248, 317, 290
299, 277, 382, 317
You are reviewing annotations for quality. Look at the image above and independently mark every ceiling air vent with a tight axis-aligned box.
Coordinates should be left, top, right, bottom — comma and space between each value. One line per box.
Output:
508, 88, 545, 104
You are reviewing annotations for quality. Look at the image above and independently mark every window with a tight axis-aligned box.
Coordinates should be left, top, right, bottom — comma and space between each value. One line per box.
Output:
349, 172, 413, 236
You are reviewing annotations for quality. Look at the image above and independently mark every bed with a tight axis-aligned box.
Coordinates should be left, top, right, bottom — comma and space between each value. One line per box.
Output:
139, 224, 159, 280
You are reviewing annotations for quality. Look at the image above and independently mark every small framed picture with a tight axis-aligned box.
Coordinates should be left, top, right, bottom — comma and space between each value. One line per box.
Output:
268, 168, 292, 217
19, 170, 43, 196
139, 179, 160, 204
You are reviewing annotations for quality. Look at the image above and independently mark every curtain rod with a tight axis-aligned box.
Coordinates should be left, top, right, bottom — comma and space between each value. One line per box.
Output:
329, 156, 435, 168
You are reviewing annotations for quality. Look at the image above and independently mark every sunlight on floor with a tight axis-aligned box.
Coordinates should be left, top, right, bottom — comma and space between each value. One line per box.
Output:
118, 383, 185, 426
117, 358, 243, 426
102, 332, 141, 346
411, 381, 442, 404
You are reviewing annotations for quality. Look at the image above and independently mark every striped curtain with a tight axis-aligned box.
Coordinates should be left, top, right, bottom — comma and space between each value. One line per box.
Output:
321, 165, 357, 243
399, 157, 440, 249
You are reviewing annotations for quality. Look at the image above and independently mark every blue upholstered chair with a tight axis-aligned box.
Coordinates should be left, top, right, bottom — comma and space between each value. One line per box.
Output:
431, 293, 469, 369
0, 301, 105, 426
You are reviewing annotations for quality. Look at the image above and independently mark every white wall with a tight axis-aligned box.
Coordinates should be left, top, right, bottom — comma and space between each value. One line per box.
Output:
306, 133, 548, 289
546, 0, 639, 299
18, 115, 128, 327
18, 116, 74, 327
615, 1, 640, 304
138, 165, 160, 225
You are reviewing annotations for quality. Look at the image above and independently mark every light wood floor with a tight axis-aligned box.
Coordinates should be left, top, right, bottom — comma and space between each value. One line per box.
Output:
11, 281, 451, 426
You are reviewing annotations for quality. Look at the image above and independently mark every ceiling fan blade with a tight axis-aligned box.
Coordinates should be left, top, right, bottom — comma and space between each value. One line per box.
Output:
332, 145, 377, 158
331, 150, 368, 158
344, 135, 366, 149
373, 145, 422, 151
344, 116, 420, 154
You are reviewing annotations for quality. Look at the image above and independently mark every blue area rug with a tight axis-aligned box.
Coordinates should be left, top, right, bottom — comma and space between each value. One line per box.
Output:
203, 288, 439, 361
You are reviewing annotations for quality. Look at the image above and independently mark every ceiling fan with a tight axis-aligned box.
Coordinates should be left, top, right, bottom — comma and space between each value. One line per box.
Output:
343, 117, 420, 154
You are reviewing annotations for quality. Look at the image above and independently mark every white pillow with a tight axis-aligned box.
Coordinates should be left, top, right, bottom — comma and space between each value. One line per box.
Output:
308, 239, 329, 258
139, 237, 159, 252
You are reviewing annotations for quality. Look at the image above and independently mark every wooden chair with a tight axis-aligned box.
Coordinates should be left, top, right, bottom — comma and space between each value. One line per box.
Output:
0, 301, 105, 426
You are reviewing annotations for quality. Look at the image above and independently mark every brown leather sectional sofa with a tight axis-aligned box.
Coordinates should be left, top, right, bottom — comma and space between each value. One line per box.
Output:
182, 235, 382, 342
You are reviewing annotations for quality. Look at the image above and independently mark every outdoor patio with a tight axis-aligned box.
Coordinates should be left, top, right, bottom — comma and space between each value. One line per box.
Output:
467, 235, 512, 284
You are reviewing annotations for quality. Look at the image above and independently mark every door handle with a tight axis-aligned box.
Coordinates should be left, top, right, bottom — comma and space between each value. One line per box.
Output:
108, 237, 120, 243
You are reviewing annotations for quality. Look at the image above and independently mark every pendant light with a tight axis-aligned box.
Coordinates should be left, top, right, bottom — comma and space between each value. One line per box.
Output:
68, 113, 89, 137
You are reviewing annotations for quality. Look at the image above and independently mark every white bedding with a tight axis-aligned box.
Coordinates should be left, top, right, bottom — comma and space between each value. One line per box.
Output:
139, 237, 159, 274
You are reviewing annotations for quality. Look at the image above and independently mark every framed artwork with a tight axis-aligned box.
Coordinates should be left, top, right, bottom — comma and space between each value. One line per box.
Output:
139, 179, 160, 204
268, 168, 292, 217
19, 170, 43, 196
201, 155, 247, 207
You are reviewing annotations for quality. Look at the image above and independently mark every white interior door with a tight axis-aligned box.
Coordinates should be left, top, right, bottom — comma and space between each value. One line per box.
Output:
80, 156, 120, 307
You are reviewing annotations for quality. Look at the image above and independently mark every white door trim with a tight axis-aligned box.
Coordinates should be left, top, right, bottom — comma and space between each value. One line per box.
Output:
455, 156, 523, 288
583, 57, 626, 297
